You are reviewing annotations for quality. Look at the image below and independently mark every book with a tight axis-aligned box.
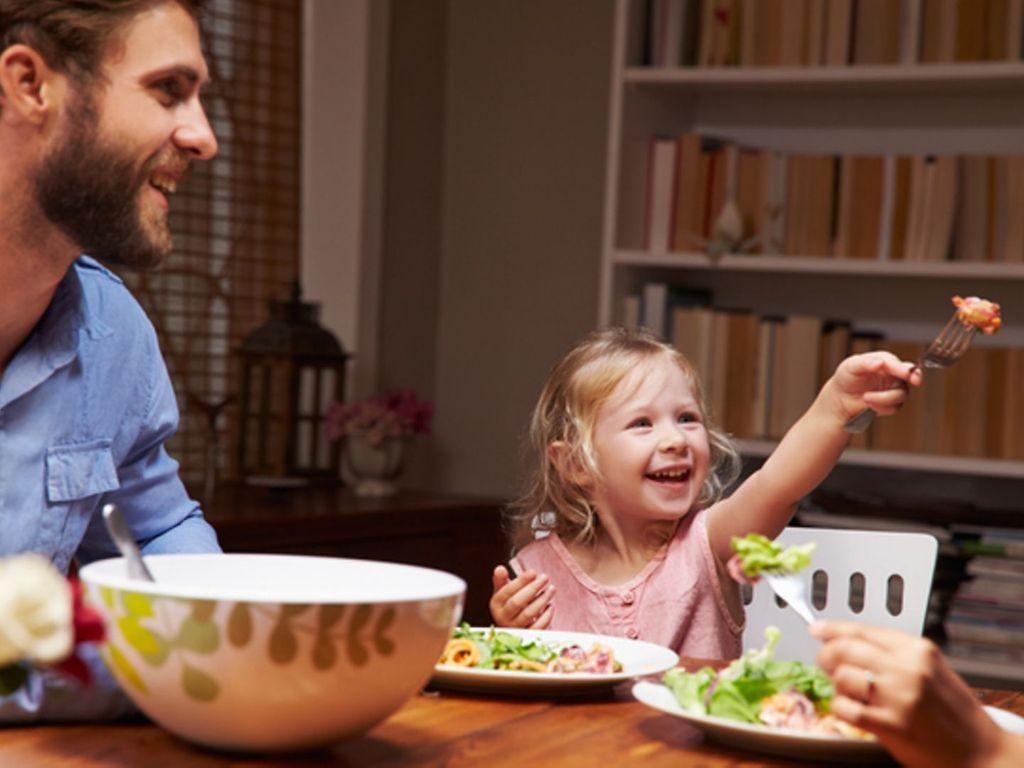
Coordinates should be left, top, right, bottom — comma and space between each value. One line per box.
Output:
671, 304, 715, 385
723, 310, 760, 437
823, 0, 853, 65
834, 156, 885, 259
644, 137, 678, 253
641, 281, 670, 339
852, 0, 902, 63
768, 315, 822, 438
671, 133, 709, 252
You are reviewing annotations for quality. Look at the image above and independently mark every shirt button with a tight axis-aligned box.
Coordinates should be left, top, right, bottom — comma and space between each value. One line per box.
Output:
621, 591, 634, 605
626, 627, 639, 639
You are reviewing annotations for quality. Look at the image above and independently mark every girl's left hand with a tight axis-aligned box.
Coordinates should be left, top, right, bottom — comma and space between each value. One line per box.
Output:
829, 352, 922, 422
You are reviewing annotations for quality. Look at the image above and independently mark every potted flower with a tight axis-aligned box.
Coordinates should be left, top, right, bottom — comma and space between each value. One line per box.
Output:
324, 389, 434, 497
0, 554, 105, 695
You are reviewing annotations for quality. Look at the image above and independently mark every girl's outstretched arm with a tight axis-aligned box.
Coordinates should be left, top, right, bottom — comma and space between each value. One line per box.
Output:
706, 351, 921, 562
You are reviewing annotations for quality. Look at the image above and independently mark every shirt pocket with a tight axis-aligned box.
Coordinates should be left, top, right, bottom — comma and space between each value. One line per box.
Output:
45, 440, 120, 502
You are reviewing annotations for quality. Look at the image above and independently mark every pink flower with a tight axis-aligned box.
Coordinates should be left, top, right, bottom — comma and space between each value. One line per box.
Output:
325, 389, 434, 448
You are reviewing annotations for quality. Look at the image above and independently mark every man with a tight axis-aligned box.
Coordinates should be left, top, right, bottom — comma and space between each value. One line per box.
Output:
0, 0, 221, 719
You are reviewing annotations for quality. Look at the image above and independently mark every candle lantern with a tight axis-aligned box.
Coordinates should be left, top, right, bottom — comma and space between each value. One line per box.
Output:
236, 284, 349, 483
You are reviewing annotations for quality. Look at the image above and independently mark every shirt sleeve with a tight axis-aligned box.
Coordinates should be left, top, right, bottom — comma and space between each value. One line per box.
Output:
76, 344, 220, 564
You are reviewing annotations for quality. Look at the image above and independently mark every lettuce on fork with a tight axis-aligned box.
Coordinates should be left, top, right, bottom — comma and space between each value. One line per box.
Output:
730, 533, 815, 579
663, 627, 833, 724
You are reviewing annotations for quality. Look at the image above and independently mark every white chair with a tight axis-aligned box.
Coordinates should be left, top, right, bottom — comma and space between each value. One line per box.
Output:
741, 527, 938, 663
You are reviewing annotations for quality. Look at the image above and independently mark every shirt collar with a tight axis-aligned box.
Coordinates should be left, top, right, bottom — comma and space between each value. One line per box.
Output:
40, 256, 115, 367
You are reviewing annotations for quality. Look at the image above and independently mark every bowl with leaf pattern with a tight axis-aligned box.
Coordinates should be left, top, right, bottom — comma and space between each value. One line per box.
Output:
79, 554, 465, 751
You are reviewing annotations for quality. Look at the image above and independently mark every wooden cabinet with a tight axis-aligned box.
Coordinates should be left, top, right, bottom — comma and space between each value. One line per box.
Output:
204, 484, 506, 625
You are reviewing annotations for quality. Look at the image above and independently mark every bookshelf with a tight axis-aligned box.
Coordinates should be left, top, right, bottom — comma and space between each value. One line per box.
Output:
600, 0, 1024, 480
601, 0, 1024, 687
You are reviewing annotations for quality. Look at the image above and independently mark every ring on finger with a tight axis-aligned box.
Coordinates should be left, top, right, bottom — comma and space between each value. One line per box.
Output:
863, 670, 875, 702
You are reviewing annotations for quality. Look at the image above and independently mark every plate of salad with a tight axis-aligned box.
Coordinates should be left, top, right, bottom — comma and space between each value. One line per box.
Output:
431, 625, 678, 695
632, 627, 886, 763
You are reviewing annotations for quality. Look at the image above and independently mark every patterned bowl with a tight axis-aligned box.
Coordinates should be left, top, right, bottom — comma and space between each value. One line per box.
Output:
79, 554, 465, 751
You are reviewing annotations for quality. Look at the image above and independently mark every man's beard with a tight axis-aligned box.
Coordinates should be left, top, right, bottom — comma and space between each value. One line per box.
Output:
34, 92, 176, 270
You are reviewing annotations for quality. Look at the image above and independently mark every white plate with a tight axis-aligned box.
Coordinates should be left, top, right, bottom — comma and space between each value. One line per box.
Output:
633, 681, 1024, 763
632, 680, 886, 763
430, 628, 678, 695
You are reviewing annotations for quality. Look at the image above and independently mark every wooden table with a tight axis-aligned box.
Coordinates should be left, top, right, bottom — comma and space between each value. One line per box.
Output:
3, 678, 1021, 766
202, 485, 507, 624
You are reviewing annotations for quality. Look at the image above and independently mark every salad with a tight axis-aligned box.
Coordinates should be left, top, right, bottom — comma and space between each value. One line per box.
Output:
663, 627, 869, 739
729, 533, 816, 581
438, 624, 622, 674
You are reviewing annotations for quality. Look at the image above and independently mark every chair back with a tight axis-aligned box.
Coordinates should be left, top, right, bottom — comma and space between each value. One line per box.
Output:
741, 526, 938, 663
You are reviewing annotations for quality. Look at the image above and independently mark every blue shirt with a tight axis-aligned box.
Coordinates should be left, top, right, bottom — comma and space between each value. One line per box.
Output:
0, 256, 221, 721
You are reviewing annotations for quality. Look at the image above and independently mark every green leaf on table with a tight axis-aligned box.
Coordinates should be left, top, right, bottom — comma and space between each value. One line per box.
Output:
181, 663, 220, 702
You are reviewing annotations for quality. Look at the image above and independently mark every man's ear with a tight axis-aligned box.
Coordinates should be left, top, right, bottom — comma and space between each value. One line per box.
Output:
548, 441, 591, 488
0, 44, 62, 124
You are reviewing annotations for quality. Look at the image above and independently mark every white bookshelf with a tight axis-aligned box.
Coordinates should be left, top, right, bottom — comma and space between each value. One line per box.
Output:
599, 0, 1024, 482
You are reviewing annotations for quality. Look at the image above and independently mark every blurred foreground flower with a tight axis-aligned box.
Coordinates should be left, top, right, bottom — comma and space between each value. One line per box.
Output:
0, 554, 105, 694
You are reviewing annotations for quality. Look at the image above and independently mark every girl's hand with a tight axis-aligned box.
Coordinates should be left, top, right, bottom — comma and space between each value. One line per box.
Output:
828, 351, 922, 422
489, 565, 554, 629
811, 621, 1020, 768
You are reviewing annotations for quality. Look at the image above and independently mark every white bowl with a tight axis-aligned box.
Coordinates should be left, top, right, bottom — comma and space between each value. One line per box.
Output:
79, 554, 465, 751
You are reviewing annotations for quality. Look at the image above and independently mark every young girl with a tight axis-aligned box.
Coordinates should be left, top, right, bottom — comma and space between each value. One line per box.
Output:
490, 327, 920, 659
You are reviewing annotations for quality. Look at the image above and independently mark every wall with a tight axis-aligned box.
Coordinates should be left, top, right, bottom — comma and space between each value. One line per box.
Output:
301, 0, 389, 400
401, 0, 615, 495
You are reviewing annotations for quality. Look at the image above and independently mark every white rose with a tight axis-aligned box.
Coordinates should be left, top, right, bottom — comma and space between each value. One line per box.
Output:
0, 554, 73, 667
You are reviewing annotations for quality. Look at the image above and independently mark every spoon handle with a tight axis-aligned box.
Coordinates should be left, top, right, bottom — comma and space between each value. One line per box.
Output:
102, 503, 156, 582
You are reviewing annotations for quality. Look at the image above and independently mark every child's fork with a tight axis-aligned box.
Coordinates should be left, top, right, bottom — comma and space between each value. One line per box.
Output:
763, 571, 815, 624
844, 311, 977, 433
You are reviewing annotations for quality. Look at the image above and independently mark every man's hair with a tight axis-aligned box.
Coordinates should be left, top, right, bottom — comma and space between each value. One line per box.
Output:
0, 1, 207, 89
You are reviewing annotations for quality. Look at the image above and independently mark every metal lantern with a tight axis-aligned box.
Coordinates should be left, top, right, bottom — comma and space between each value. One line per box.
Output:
236, 284, 349, 483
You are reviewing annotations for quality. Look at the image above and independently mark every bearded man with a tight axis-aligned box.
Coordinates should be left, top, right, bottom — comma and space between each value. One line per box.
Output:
0, 0, 221, 720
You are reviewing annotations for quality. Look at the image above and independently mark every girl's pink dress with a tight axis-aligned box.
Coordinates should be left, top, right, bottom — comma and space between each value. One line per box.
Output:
510, 509, 743, 660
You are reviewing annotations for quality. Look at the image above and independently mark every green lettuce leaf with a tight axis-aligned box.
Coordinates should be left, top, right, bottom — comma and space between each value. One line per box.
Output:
731, 533, 816, 578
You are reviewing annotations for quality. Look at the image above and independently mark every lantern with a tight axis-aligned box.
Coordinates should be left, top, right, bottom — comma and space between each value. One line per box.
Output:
236, 284, 349, 483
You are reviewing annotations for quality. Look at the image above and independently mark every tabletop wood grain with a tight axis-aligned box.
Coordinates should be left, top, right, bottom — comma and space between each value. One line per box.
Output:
1, 682, 1020, 767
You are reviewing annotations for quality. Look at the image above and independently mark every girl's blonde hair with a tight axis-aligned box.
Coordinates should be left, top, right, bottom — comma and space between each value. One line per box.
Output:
507, 327, 740, 551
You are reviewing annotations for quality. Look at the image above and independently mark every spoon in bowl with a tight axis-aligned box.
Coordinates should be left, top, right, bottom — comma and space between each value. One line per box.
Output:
102, 503, 155, 582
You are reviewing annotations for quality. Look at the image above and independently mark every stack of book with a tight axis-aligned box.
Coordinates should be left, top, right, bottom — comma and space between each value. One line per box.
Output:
640, 0, 1024, 68
638, 132, 1024, 264
944, 526, 1024, 668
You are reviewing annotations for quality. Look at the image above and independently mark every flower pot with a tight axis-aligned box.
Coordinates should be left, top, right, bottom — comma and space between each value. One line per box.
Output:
343, 435, 405, 497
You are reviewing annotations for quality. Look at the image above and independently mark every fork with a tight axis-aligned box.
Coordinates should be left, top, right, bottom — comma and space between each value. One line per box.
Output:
843, 310, 976, 433
763, 571, 815, 624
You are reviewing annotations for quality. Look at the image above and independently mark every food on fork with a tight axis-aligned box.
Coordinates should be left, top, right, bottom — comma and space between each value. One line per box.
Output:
438, 624, 622, 673
726, 533, 816, 584
952, 295, 1001, 335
